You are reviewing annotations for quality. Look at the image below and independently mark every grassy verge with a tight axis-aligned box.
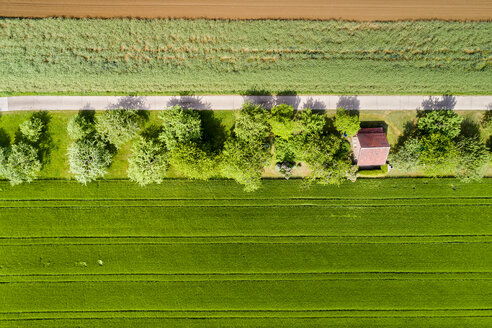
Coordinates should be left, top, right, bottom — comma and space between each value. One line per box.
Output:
0, 19, 490, 95
0, 179, 491, 327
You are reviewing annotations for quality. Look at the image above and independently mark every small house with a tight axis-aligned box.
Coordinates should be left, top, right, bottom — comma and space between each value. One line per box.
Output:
352, 127, 390, 167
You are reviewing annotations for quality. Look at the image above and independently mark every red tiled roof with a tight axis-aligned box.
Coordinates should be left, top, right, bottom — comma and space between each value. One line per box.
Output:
357, 128, 390, 148
355, 128, 390, 167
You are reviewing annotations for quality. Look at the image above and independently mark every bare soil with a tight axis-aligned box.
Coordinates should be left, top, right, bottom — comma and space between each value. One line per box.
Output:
1, 0, 490, 21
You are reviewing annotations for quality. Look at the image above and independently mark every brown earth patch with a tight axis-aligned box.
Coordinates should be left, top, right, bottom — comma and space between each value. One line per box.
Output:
1, 0, 491, 21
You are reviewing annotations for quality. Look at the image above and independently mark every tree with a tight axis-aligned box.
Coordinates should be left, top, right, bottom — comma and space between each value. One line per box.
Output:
68, 139, 113, 184
68, 112, 95, 140
295, 109, 325, 136
170, 142, 216, 180
220, 139, 271, 192
234, 102, 270, 143
420, 133, 458, 177
269, 104, 296, 139
0, 143, 41, 186
128, 137, 169, 186
96, 109, 141, 148
19, 117, 44, 143
298, 134, 355, 185
159, 106, 202, 150
417, 110, 463, 139
334, 107, 360, 137
388, 138, 422, 172
456, 137, 490, 182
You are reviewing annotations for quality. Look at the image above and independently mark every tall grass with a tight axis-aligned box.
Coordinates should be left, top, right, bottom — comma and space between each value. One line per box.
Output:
0, 19, 490, 95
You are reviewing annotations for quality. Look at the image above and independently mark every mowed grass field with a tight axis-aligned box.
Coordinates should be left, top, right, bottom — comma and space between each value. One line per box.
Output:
0, 19, 490, 96
0, 178, 491, 327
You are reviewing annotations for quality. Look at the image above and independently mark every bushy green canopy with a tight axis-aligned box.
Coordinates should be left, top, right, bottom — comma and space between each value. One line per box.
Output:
0, 143, 42, 186
96, 109, 141, 148
297, 134, 355, 185
67, 112, 95, 140
295, 109, 325, 136
170, 142, 216, 180
128, 137, 169, 186
269, 104, 296, 139
159, 106, 202, 150
388, 138, 423, 173
417, 110, 463, 139
456, 137, 491, 182
67, 139, 113, 184
234, 103, 270, 143
334, 108, 360, 137
19, 117, 44, 143
420, 134, 458, 177
220, 139, 271, 192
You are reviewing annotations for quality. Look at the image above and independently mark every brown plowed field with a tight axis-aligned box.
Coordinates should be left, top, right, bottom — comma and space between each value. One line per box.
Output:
1, 0, 491, 21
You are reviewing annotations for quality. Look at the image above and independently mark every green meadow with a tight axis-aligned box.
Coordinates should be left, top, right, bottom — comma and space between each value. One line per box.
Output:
0, 19, 490, 95
0, 178, 491, 327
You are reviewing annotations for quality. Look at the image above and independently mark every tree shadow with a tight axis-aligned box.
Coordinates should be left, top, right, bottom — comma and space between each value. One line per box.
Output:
420, 95, 456, 110
394, 120, 418, 150
323, 117, 339, 136
140, 124, 163, 141
0, 128, 10, 147
107, 96, 149, 110
487, 137, 492, 152
337, 96, 360, 110
360, 121, 388, 134
276, 90, 301, 110
32, 112, 53, 166
198, 111, 227, 154
13, 112, 54, 166
303, 97, 326, 110
77, 106, 96, 123
242, 89, 275, 109
242, 89, 301, 110
460, 117, 481, 139
167, 96, 211, 110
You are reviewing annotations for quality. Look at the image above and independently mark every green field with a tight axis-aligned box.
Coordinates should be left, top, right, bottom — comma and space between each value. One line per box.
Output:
0, 19, 490, 96
0, 178, 491, 327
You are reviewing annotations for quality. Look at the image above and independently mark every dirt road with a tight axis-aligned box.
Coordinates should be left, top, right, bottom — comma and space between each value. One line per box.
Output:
1, 0, 490, 21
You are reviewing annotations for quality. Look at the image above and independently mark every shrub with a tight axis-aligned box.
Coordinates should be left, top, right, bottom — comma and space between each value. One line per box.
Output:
417, 110, 463, 139
19, 117, 44, 143
170, 142, 216, 180
420, 134, 458, 177
456, 137, 490, 182
220, 139, 271, 192
234, 102, 270, 143
96, 109, 141, 148
0, 143, 42, 186
334, 108, 360, 137
159, 106, 202, 150
388, 138, 422, 172
269, 104, 296, 139
128, 137, 169, 186
67, 113, 95, 140
68, 139, 113, 184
